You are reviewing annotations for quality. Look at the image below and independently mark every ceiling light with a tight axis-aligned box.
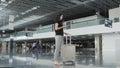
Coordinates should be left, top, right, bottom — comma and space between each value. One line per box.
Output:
31, 7, 37, 10
21, 12, 26, 15
25, 9, 31, 13
2, 30, 5, 33
0, 7, 3, 10
96, 11, 100, 15
31, 6, 40, 11
1, 0, 6, 2
16, 15, 19, 17
8, 0, 12, 3
21, 6, 40, 15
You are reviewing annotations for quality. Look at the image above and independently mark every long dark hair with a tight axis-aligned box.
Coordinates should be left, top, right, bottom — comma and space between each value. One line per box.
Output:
55, 13, 64, 23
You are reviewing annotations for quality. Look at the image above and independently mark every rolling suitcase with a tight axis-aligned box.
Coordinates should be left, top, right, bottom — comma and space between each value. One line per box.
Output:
61, 35, 76, 65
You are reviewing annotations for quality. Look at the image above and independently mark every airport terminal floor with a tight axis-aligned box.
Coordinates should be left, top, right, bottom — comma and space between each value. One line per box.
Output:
0, 48, 117, 68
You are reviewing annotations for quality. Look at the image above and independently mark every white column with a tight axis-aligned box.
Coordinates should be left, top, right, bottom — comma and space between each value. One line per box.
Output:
1, 42, 7, 55
95, 34, 102, 66
102, 33, 120, 66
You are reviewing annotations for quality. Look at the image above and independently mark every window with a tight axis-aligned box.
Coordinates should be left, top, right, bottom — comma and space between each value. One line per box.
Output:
114, 17, 119, 23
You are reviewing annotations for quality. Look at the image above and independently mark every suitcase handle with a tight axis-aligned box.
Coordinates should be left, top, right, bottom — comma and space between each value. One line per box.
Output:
65, 34, 71, 45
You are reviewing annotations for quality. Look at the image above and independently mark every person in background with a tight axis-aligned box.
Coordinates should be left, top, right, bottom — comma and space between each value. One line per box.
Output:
54, 13, 68, 65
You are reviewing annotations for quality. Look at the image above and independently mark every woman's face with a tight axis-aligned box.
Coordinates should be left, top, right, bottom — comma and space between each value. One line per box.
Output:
60, 15, 63, 20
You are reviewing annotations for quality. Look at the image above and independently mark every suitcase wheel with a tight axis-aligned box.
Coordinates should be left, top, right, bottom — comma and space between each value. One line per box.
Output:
63, 61, 75, 66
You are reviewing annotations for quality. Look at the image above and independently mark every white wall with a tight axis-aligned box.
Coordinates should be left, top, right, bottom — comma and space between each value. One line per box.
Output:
102, 33, 120, 66
115, 39, 120, 64
109, 7, 120, 21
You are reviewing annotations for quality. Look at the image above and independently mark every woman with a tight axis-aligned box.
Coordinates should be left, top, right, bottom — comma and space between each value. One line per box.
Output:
54, 14, 66, 65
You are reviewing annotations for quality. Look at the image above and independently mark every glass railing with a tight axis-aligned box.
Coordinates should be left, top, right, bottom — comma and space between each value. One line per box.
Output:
71, 19, 104, 29
14, 32, 26, 36
14, 31, 33, 37
35, 25, 54, 34
0, 34, 10, 38
34, 19, 104, 34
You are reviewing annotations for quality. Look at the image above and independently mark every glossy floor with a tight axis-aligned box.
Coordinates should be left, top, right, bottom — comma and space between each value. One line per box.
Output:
0, 49, 118, 68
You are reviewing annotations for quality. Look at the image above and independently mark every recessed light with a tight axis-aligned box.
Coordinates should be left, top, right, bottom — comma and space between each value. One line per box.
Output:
0, 7, 3, 10
2, 30, 5, 33
21, 12, 26, 15
16, 15, 19, 17
31, 6, 40, 10
1, 0, 6, 2
8, 1, 12, 4
21, 6, 40, 15
32, 7, 37, 10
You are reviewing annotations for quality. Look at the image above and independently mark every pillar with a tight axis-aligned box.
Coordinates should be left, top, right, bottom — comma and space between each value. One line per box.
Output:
1, 41, 7, 55
95, 34, 102, 66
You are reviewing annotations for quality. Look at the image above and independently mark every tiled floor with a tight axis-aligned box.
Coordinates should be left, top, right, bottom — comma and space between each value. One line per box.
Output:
0, 49, 118, 68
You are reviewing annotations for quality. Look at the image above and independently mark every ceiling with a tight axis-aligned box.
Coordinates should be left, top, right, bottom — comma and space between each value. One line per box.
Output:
0, 0, 120, 33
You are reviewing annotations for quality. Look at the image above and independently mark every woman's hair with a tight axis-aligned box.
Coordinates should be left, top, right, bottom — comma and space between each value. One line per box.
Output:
55, 13, 64, 22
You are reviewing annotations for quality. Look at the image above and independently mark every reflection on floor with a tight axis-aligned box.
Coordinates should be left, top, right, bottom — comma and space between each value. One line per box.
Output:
0, 49, 117, 68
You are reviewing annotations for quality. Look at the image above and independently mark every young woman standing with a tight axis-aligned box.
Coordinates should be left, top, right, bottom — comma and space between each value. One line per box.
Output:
54, 14, 66, 65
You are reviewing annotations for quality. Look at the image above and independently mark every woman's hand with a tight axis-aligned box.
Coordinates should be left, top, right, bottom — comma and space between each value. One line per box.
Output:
64, 32, 69, 35
62, 26, 66, 28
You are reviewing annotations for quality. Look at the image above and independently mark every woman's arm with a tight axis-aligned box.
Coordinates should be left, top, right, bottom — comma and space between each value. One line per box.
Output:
55, 23, 66, 30
64, 32, 68, 35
